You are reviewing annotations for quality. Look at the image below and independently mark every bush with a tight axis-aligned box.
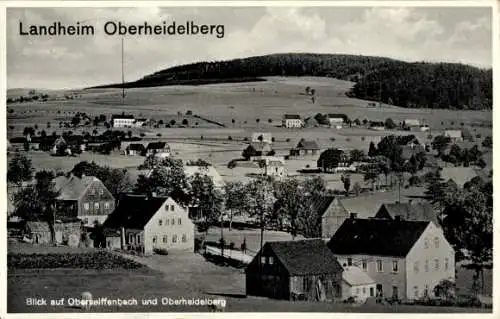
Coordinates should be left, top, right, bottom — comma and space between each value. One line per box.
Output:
153, 248, 169, 255
7, 251, 145, 270
228, 136, 233, 141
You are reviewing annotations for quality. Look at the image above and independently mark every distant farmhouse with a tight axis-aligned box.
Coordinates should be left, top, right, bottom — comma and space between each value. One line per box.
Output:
375, 202, 439, 227
246, 239, 344, 301
53, 174, 115, 227
444, 130, 463, 142
243, 142, 274, 159
327, 217, 455, 302
403, 119, 421, 131
103, 194, 195, 255
251, 132, 272, 144
184, 165, 225, 189
112, 114, 135, 128
327, 114, 348, 127
145, 142, 171, 158
126, 143, 146, 156
261, 158, 286, 178
282, 114, 303, 128
290, 139, 320, 156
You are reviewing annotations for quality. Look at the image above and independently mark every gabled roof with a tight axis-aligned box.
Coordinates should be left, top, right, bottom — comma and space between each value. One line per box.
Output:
248, 142, 272, 152
311, 195, 337, 217
327, 114, 348, 121
103, 194, 168, 230
266, 160, 284, 167
342, 266, 376, 286
53, 175, 100, 200
266, 239, 343, 275
296, 140, 320, 150
327, 218, 430, 257
112, 114, 135, 119
127, 143, 146, 151
377, 202, 438, 226
283, 114, 301, 120
146, 142, 168, 150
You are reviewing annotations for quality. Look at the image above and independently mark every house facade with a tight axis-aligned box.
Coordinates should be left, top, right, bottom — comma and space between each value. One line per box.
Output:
112, 115, 135, 128
53, 175, 115, 227
341, 266, 377, 302
291, 139, 320, 156
282, 114, 303, 128
145, 142, 170, 158
327, 114, 347, 127
264, 160, 285, 178
245, 240, 344, 301
103, 195, 195, 255
327, 218, 455, 301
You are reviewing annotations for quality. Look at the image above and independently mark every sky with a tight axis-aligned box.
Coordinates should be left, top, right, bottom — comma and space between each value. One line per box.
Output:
6, 6, 493, 90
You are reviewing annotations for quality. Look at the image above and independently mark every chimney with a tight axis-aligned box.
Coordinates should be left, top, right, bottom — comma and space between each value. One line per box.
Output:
350, 213, 357, 219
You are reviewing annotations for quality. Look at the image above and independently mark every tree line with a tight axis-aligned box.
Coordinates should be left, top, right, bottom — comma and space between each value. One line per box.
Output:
91, 53, 492, 110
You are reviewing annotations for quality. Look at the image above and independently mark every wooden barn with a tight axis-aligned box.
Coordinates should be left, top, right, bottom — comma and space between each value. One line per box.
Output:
245, 239, 344, 302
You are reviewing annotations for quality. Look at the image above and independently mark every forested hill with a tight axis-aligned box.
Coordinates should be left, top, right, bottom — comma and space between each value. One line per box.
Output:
92, 53, 492, 110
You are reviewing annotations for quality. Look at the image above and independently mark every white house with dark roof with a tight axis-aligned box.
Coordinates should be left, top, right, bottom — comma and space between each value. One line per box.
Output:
282, 114, 303, 128
341, 266, 377, 302
103, 194, 194, 255
111, 114, 135, 128
327, 217, 455, 302
145, 142, 170, 158
444, 130, 463, 142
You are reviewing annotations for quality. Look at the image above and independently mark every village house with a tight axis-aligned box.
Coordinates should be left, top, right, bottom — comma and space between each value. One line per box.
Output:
53, 174, 115, 227
444, 130, 463, 142
282, 114, 303, 128
126, 143, 146, 156
22, 220, 82, 246
461, 127, 473, 142
262, 159, 286, 178
24, 221, 52, 244
134, 118, 148, 127
245, 239, 344, 302
327, 114, 348, 127
341, 266, 377, 302
184, 165, 225, 189
251, 132, 273, 144
102, 194, 195, 255
327, 217, 455, 302
403, 119, 421, 130
290, 139, 320, 156
375, 202, 439, 226
318, 196, 349, 239
111, 114, 135, 128
243, 142, 274, 159
145, 142, 171, 158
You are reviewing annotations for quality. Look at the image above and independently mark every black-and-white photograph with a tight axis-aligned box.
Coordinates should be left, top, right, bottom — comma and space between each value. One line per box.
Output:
5, 4, 494, 314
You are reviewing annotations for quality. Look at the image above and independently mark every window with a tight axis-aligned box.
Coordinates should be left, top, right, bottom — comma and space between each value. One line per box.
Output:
104, 202, 110, 209
99, 189, 104, 195
261, 256, 266, 265
84, 203, 89, 211
165, 205, 169, 211
347, 258, 353, 266
89, 188, 95, 195
414, 286, 419, 298
434, 259, 439, 271
424, 285, 429, 297
171, 218, 175, 225
425, 260, 429, 272
376, 260, 383, 272
424, 238, 429, 249
170, 205, 175, 211
166, 219, 170, 226
269, 256, 274, 265
434, 237, 439, 248
152, 236, 157, 243
444, 258, 449, 270
172, 235, 177, 243
94, 202, 100, 210
414, 261, 419, 273
159, 220, 163, 226
392, 260, 399, 273
362, 260, 367, 271
356, 288, 360, 294
182, 234, 187, 243
163, 235, 167, 243
128, 234, 133, 243
362, 287, 366, 294
178, 218, 182, 225
137, 235, 141, 244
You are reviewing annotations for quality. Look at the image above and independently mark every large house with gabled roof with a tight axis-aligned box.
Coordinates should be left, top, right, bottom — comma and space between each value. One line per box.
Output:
102, 194, 194, 255
282, 114, 303, 128
53, 174, 115, 227
327, 217, 455, 302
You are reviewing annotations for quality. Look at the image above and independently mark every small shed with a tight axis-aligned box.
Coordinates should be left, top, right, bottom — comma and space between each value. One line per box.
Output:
341, 266, 376, 301
24, 221, 52, 244
245, 239, 344, 302
291, 139, 320, 156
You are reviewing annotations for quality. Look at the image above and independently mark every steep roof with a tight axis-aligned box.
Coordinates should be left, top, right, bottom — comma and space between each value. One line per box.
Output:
343, 266, 376, 286
377, 202, 438, 225
127, 143, 146, 151
103, 194, 168, 230
53, 175, 99, 200
283, 114, 301, 120
310, 195, 337, 217
267, 239, 343, 275
296, 140, 320, 150
327, 218, 430, 257
146, 142, 168, 150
